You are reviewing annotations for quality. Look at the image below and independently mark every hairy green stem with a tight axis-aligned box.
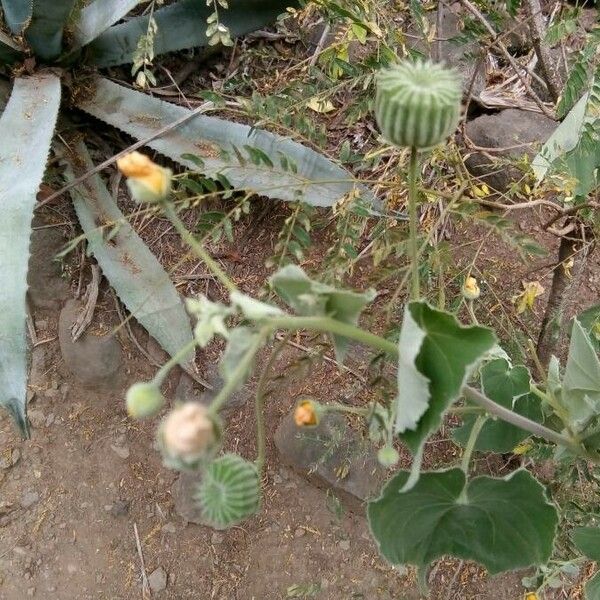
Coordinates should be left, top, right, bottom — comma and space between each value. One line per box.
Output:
161, 200, 237, 293
408, 146, 420, 300
267, 316, 397, 356
152, 339, 197, 386
207, 328, 268, 417
461, 414, 487, 473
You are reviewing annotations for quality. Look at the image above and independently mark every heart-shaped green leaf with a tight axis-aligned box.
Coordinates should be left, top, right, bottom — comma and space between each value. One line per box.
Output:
453, 359, 542, 453
368, 468, 558, 575
573, 527, 600, 561
395, 303, 496, 454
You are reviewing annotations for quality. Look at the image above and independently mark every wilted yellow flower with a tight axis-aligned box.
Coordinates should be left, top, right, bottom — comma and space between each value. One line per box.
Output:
161, 402, 216, 459
513, 281, 545, 315
294, 399, 320, 427
524, 593, 538, 600
117, 151, 172, 203
563, 257, 574, 279
462, 276, 480, 301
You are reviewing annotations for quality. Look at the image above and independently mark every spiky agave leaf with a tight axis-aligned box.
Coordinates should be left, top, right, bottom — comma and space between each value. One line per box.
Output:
60, 140, 196, 367
71, 0, 143, 49
0, 74, 61, 437
24, 1, 76, 61
195, 454, 260, 529
0, 0, 31, 34
0, 30, 22, 64
77, 78, 375, 208
85, 0, 298, 67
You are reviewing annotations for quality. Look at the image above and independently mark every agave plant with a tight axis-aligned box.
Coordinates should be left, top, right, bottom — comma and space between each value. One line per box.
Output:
0, 0, 376, 437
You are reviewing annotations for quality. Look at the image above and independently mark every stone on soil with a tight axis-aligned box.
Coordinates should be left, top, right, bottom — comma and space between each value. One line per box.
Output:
172, 471, 203, 524
27, 225, 70, 309
58, 300, 122, 385
274, 411, 387, 511
148, 567, 168, 593
464, 109, 557, 192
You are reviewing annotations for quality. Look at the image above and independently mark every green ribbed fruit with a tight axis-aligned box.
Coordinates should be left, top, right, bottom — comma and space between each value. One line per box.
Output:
375, 60, 461, 149
195, 453, 260, 529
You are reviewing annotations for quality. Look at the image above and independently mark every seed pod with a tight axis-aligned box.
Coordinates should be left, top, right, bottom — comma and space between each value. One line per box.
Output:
126, 382, 164, 419
195, 453, 260, 529
375, 60, 461, 149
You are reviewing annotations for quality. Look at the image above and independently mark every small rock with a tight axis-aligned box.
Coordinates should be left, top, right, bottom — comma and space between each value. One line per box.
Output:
211, 532, 224, 545
294, 528, 305, 538
29, 347, 47, 389
172, 471, 204, 524
339, 539, 351, 551
36, 319, 49, 331
162, 522, 177, 534
58, 300, 122, 386
463, 109, 557, 193
274, 412, 387, 511
27, 225, 70, 309
27, 586, 35, 596
109, 500, 130, 517
28, 409, 45, 429
148, 567, 168, 593
45, 413, 55, 427
273, 474, 283, 485
20, 491, 39, 509
67, 563, 77, 575
110, 445, 130, 460
104, 505, 113, 512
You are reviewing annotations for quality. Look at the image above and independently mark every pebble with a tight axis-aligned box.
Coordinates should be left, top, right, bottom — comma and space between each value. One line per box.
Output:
28, 409, 45, 429
294, 527, 305, 538
148, 566, 168, 593
162, 522, 177, 534
110, 444, 130, 459
45, 413, 55, 427
21, 491, 39, 509
211, 533, 224, 545
339, 540, 350, 551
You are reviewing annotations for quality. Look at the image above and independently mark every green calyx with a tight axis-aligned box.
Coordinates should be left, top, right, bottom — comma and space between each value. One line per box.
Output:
375, 60, 462, 149
126, 381, 165, 418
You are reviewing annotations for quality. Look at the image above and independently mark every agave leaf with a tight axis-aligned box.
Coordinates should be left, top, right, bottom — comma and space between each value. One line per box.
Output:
26, 0, 77, 61
72, 0, 143, 49
77, 78, 375, 207
0, 74, 61, 437
86, 0, 298, 67
0, 0, 31, 34
532, 93, 586, 182
61, 140, 195, 367
0, 30, 22, 64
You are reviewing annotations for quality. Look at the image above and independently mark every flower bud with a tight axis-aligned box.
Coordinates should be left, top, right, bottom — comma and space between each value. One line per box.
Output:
377, 445, 400, 467
375, 60, 461, 149
160, 403, 218, 463
462, 276, 480, 301
126, 382, 164, 419
117, 151, 172, 203
293, 398, 322, 427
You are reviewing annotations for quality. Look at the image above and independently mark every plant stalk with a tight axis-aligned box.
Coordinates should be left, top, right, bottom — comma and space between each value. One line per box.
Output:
408, 146, 420, 300
161, 200, 237, 293
152, 339, 197, 386
461, 415, 487, 473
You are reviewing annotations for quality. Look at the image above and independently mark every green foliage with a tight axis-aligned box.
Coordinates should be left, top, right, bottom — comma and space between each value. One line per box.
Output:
0, 30, 22, 64
0, 0, 32, 33
26, 0, 76, 61
573, 527, 600, 561
0, 74, 61, 437
195, 453, 261, 529
454, 359, 543, 453
368, 468, 558, 576
394, 303, 496, 455
62, 140, 195, 367
270, 264, 376, 361
561, 320, 600, 433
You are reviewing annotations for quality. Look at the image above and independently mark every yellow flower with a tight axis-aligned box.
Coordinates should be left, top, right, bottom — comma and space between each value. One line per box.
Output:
117, 151, 172, 203
294, 399, 320, 427
563, 257, 574, 279
513, 281, 545, 315
524, 593, 538, 600
462, 276, 480, 301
